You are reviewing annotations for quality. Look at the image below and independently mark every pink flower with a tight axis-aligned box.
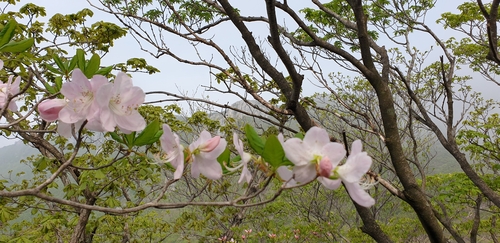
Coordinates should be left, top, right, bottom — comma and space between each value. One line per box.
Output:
0, 75, 21, 111
233, 133, 252, 184
282, 127, 346, 185
160, 124, 184, 179
336, 140, 375, 207
38, 99, 67, 122
96, 72, 145, 133
188, 130, 226, 180
58, 69, 107, 124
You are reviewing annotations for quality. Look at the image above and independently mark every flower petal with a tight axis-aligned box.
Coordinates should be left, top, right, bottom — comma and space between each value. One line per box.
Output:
115, 111, 146, 133
283, 138, 310, 166
197, 157, 223, 180
292, 163, 317, 184
302, 127, 330, 150
238, 164, 252, 184
321, 142, 346, 168
317, 177, 341, 190
337, 152, 372, 183
344, 182, 375, 207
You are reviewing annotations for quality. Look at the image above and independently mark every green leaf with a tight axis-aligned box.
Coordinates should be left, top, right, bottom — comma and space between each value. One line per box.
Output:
0, 19, 17, 47
244, 124, 264, 154
109, 132, 124, 144
76, 49, 86, 71
294, 132, 305, 139
124, 132, 136, 148
52, 54, 66, 73
45, 64, 62, 75
95, 65, 114, 75
43, 82, 56, 94
68, 55, 78, 71
148, 130, 164, 144
34, 157, 48, 171
134, 120, 160, 146
261, 135, 285, 168
217, 148, 231, 174
94, 170, 106, 179
0, 38, 34, 53
54, 76, 63, 92
84, 53, 101, 78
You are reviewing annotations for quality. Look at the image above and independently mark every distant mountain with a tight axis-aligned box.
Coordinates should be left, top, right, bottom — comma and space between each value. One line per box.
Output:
0, 141, 39, 183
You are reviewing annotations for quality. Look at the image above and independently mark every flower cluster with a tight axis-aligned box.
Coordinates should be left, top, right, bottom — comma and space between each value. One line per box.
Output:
278, 127, 375, 207
37, 70, 375, 207
38, 69, 146, 137
159, 125, 374, 207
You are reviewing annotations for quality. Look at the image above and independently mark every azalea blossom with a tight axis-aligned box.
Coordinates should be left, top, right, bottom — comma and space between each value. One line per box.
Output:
160, 124, 184, 179
188, 130, 226, 180
233, 133, 252, 184
282, 127, 346, 185
58, 69, 107, 124
0, 75, 21, 111
96, 72, 145, 133
38, 99, 67, 122
335, 140, 375, 207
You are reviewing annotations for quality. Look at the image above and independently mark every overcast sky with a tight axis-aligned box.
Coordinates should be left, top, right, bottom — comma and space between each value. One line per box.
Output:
1, 0, 496, 147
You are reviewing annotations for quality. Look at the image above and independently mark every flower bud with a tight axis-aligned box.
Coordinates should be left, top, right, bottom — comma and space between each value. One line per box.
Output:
200, 136, 221, 152
318, 156, 333, 178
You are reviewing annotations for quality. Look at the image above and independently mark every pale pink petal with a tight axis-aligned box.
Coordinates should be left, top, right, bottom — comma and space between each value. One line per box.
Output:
283, 138, 310, 166
277, 166, 299, 188
96, 83, 114, 107
321, 143, 346, 167
121, 87, 145, 105
115, 112, 146, 133
191, 160, 201, 178
61, 69, 91, 98
292, 163, 317, 184
317, 177, 341, 190
338, 153, 372, 183
173, 158, 184, 179
114, 72, 133, 90
9, 76, 20, 95
0, 60, 4, 70
277, 166, 293, 181
99, 108, 116, 132
277, 133, 285, 144
238, 164, 252, 184
351, 140, 363, 155
58, 107, 83, 123
57, 122, 73, 138
344, 182, 375, 207
90, 75, 108, 93
197, 158, 222, 180
6, 97, 17, 111
85, 116, 105, 132
233, 133, 243, 154
302, 127, 330, 150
